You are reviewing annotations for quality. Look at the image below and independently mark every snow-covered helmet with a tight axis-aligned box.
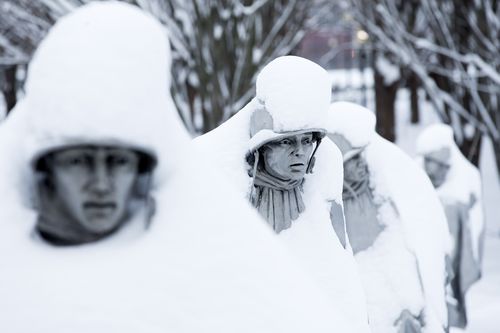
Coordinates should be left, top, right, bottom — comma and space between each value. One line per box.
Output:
416, 124, 455, 165
18, 2, 188, 179
326, 102, 376, 161
247, 56, 332, 172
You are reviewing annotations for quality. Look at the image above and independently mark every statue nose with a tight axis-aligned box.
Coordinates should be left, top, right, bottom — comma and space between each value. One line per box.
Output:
294, 143, 305, 156
90, 163, 112, 193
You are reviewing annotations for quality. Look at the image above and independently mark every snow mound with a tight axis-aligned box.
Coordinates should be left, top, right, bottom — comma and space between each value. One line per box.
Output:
327, 101, 376, 147
255, 56, 332, 133
23, 1, 183, 170
416, 124, 454, 155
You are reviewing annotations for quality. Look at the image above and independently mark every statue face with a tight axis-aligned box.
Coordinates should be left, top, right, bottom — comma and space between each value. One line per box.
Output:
48, 146, 140, 235
261, 133, 314, 181
423, 156, 450, 188
343, 152, 368, 183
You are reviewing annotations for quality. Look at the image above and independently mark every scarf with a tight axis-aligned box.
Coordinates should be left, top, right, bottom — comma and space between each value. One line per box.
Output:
250, 167, 305, 234
342, 174, 385, 254
342, 173, 371, 201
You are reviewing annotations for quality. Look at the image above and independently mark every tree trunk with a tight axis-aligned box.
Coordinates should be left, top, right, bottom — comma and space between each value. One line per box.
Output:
409, 73, 419, 124
457, 129, 482, 167
2, 65, 17, 114
374, 67, 399, 142
494, 139, 500, 180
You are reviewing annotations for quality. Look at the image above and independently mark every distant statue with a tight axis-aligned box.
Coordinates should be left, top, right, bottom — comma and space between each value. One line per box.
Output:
417, 124, 485, 329
327, 102, 450, 333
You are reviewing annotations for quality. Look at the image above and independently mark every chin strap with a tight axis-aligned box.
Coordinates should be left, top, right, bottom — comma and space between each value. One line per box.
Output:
143, 173, 156, 230
306, 137, 322, 174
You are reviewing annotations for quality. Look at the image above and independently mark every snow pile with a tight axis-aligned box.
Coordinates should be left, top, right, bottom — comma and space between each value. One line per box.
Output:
21, 1, 185, 179
327, 101, 376, 148
255, 56, 332, 133
326, 102, 451, 332
417, 124, 484, 261
0, 3, 351, 332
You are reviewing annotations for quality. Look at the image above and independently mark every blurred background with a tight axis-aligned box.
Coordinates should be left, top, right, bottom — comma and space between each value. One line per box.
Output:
0, 1, 499, 331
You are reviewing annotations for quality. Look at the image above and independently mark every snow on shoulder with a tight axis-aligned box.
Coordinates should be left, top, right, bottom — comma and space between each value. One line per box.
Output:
255, 55, 331, 133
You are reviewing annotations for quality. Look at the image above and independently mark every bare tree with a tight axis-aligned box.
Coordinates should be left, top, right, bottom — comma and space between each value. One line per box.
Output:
142, 0, 311, 134
351, 0, 500, 174
1, 0, 312, 134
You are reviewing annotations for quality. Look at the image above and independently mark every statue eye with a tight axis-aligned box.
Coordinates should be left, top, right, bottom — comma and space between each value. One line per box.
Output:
303, 137, 312, 145
69, 157, 86, 165
279, 139, 292, 145
65, 155, 90, 167
107, 152, 138, 169
109, 155, 132, 167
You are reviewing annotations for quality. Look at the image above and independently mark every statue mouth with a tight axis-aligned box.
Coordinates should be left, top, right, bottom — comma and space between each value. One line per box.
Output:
83, 202, 117, 215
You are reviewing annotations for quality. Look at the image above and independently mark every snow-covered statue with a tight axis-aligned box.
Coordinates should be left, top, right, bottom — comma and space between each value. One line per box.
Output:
0, 4, 356, 332
326, 102, 451, 333
195, 56, 371, 333
417, 124, 485, 329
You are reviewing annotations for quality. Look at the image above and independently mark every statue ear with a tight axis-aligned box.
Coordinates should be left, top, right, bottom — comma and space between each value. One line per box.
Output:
134, 173, 153, 198
247, 150, 260, 177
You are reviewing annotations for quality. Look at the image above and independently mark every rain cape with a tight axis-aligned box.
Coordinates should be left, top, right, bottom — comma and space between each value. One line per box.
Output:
417, 124, 485, 328
327, 102, 451, 333
194, 57, 370, 333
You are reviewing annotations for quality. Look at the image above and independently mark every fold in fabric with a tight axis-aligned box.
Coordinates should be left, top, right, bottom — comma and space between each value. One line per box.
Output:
250, 167, 305, 233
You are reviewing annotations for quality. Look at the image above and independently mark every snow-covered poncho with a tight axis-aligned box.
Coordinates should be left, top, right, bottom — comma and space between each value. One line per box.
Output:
194, 56, 370, 333
417, 124, 485, 328
0, 4, 353, 332
326, 102, 451, 333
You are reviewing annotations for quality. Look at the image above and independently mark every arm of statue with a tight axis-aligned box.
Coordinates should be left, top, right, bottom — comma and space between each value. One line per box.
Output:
458, 204, 482, 293
329, 200, 347, 249
394, 309, 423, 333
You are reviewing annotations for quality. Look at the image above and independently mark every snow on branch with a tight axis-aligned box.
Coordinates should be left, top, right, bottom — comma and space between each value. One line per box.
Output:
350, 0, 500, 142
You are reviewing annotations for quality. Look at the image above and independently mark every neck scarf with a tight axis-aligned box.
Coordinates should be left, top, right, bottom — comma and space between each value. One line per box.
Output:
342, 173, 371, 201
250, 167, 305, 234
